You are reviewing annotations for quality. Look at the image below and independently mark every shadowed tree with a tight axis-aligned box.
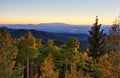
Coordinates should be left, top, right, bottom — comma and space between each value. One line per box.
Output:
88, 16, 107, 63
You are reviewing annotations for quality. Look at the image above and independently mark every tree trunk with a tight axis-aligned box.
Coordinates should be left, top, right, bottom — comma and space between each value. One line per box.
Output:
71, 62, 76, 74
65, 63, 67, 78
35, 64, 38, 78
115, 52, 119, 78
27, 58, 29, 78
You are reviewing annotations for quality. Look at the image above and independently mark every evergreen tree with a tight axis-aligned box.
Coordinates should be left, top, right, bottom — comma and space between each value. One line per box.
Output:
88, 16, 107, 62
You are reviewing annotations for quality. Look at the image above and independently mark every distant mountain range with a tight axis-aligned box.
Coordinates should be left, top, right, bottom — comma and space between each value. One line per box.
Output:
0, 26, 89, 51
0, 23, 111, 51
0, 23, 111, 34
0, 23, 112, 51
0, 26, 88, 42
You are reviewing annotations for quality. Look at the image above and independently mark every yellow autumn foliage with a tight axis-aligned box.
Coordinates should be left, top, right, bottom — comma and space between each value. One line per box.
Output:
40, 54, 59, 78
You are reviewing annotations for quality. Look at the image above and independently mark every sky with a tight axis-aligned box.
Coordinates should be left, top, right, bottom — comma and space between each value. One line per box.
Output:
0, 0, 120, 25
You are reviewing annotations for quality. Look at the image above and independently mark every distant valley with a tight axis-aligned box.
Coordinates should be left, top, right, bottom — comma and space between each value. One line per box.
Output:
0, 23, 111, 34
0, 23, 111, 51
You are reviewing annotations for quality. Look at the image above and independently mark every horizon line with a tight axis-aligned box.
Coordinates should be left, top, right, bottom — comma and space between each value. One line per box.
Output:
0, 22, 111, 26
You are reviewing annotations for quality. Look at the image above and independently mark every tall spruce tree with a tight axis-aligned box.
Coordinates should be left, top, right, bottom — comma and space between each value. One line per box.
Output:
88, 16, 106, 61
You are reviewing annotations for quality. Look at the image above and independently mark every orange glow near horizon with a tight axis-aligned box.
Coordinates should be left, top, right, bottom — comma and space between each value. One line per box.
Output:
0, 16, 113, 25
0, 0, 119, 26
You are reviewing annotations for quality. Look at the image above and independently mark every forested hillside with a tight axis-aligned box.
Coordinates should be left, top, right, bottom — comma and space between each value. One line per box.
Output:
0, 27, 89, 51
0, 18, 120, 78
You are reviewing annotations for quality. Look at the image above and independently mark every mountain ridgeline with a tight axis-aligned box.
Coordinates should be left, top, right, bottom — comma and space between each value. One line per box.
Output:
0, 19, 120, 78
0, 23, 110, 34
0, 26, 89, 51
0, 23, 110, 51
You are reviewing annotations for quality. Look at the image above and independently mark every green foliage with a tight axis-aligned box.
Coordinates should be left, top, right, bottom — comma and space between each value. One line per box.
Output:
17, 31, 38, 63
40, 54, 59, 78
88, 16, 107, 61
91, 54, 112, 78
36, 39, 43, 49
11, 63, 24, 78
0, 29, 18, 78
109, 52, 120, 78
66, 69, 90, 78
1, 18, 120, 78
61, 37, 80, 63
16, 31, 39, 78
66, 37, 80, 51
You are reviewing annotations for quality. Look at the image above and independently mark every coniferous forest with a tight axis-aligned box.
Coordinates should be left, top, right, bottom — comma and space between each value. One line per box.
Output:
0, 16, 120, 78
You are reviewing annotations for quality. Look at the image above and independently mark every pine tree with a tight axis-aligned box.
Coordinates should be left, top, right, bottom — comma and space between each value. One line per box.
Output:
88, 16, 107, 62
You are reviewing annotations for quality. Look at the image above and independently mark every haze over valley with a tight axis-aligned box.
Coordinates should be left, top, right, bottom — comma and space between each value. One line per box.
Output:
0, 23, 111, 34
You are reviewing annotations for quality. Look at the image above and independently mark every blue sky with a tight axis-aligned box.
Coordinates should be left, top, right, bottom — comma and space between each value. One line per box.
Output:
0, 0, 120, 25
